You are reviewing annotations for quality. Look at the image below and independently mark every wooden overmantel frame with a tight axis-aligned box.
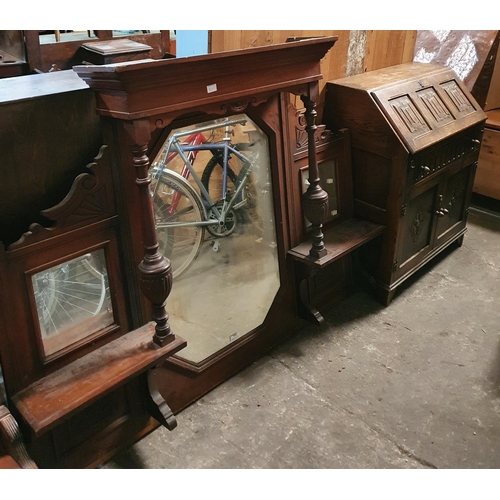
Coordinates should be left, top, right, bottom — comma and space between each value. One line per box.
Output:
74, 37, 338, 348
74, 37, 337, 122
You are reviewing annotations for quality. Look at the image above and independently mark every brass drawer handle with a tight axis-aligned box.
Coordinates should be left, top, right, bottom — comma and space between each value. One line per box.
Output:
436, 208, 448, 217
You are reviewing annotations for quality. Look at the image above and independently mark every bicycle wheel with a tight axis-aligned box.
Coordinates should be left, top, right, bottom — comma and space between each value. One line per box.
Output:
201, 154, 239, 203
201, 154, 262, 235
152, 170, 205, 279
32, 252, 110, 339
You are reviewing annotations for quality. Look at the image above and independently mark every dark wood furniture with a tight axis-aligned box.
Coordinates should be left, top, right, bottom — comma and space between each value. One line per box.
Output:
324, 62, 487, 305
0, 31, 28, 78
81, 39, 153, 65
474, 110, 500, 201
0, 70, 101, 247
0, 69, 186, 468
74, 36, 339, 415
23, 31, 172, 74
284, 103, 385, 323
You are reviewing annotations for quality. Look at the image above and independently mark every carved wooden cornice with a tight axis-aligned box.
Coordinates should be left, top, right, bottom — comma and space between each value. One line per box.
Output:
73, 37, 337, 121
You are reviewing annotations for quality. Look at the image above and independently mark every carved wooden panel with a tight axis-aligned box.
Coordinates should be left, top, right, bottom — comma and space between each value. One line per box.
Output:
440, 80, 475, 116
416, 87, 454, 126
292, 106, 338, 159
401, 185, 437, 266
435, 165, 472, 242
389, 94, 430, 136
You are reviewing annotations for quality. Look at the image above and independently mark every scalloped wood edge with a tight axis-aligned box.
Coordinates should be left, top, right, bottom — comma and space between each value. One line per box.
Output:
8, 145, 113, 251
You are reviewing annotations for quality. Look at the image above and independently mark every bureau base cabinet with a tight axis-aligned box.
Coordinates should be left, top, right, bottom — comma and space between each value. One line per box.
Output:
324, 63, 486, 305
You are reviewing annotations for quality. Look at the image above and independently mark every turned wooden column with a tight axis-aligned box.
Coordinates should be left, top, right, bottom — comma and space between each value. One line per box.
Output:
129, 122, 174, 347
301, 83, 328, 259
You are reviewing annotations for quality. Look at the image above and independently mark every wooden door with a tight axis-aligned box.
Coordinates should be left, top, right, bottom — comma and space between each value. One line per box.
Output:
434, 163, 475, 247
394, 173, 442, 281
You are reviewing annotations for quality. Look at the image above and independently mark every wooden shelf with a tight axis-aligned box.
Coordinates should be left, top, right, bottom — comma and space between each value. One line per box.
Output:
12, 324, 186, 437
288, 218, 385, 268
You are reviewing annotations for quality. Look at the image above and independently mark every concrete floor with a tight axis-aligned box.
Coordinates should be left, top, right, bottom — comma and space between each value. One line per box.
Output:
105, 208, 500, 469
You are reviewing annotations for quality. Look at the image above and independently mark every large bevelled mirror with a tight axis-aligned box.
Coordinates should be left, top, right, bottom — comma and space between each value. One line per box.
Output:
150, 114, 280, 362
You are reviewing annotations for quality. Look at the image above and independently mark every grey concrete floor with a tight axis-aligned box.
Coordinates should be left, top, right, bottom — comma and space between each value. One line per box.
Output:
105, 209, 500, 469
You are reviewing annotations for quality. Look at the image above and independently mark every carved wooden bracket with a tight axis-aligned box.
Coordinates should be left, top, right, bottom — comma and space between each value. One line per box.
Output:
147, 368, 176, 431
8, 145, 114, 251
0, 405, 37, 469
294, 108, 338, 158
298, 269, 324, 325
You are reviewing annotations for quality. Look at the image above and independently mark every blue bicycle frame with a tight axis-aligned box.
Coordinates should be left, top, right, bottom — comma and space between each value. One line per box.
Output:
152, 118, 254, 229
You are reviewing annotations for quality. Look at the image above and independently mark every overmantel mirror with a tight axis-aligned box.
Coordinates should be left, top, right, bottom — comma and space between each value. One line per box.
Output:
149, 113, 279, 361
75, 36, 337, 408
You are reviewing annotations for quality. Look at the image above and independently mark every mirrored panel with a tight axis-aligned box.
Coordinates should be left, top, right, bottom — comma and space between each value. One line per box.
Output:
150, 114, 280, 362
31, 249, 113, 359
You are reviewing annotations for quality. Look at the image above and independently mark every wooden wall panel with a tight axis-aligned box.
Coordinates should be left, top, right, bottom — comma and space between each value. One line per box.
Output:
364, 30, 417, 71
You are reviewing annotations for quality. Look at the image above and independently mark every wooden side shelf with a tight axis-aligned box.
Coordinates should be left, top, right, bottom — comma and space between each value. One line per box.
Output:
288, 218, 385, 324
288, 218, 385, 268
12, 324, 186, 437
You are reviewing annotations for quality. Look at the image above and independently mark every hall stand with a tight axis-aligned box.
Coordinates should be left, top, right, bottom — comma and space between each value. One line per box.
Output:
1, 37, 358, 468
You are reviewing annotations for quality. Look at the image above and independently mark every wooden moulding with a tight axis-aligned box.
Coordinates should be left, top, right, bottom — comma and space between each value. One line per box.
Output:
73, 37, 338, 120
12, 323, 186, 437
288, 218, 385, 269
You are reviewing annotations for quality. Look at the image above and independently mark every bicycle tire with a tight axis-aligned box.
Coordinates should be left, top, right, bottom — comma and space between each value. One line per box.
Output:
201, 154, 263, 235
153, 170, 205, 279
201, 155, 239, 203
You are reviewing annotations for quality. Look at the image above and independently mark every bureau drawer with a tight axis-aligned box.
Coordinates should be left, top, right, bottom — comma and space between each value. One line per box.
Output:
409, 131, 482, 184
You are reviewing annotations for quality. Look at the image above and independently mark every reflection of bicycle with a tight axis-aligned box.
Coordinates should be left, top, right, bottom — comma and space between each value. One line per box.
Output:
150, 117, 264, 279
32, 252, 111, 339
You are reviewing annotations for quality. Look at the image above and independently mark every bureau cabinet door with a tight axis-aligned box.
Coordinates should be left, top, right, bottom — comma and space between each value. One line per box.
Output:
434, 163, 474, 247
396, 178, 441, 279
